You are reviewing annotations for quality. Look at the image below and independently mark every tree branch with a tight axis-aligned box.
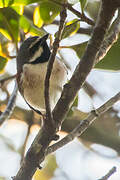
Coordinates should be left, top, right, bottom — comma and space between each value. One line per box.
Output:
20, 123, 32, 164
98, 166, 116, 180
0, 74, 16, 87
52, 0, 118, 126
96, 8, 120, 64
77, 27, 92, 35
0, 81, 18, 125
51, 0, 95, 26
13, 1, 119, 180
60, 8, 120, 64
44, 7, 67, 128
13, 7, 67, 180
66, 3, 95, 26
52, 20, 92, 35
46, 92, 120, 155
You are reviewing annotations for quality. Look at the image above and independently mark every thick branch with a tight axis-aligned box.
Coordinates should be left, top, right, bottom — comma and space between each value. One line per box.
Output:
53, 0, 118, 126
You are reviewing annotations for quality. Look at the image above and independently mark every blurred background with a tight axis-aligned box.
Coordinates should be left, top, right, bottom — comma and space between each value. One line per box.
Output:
0, 0, 120, 179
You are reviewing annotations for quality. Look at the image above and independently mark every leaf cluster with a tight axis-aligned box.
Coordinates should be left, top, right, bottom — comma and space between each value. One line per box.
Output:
0, 0, 119, 73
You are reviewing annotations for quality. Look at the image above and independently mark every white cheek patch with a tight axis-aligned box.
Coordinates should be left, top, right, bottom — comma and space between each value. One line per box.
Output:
29, 37, 41, 49
29, 47, 43, 62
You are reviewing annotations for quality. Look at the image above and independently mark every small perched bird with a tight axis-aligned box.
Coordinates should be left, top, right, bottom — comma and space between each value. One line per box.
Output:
16, 34, 67, 115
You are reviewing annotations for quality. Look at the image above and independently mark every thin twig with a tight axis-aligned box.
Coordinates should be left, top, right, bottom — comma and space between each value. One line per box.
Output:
46, 92, 120, 155
67, 3, 95, 26
21, 124, 32, 164
60, 8, 120, 63
44, 7, 67, 128
52, 20, 92, 35
0, 81, 18, 125
83, 81, 97, 97
98, 166, 116, 180
0, 74, 16, 87
51, 0, 95, 26
6, 55, 16, 59
77, 27, 92, 35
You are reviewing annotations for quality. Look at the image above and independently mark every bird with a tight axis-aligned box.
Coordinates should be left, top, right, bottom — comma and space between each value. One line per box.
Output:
16, 34, 68, 116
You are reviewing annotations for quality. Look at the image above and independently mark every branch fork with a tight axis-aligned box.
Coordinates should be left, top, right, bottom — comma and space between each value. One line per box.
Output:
13, 1, 120, 180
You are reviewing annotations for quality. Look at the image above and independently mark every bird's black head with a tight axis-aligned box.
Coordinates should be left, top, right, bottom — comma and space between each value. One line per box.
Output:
17, 34, 50, 72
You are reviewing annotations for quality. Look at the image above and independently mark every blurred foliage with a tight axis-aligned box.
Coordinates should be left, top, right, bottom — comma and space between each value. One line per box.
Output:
0, 134, 16, 151
0, 0, 119, 72
95, 37, 120, 71
67, 96, 78, 117
0, 0, 40, 7
33, 155, 57, 180
85, 0, 100, 21
62, 108, 120, 155
19, 16, 46, 36
70, 41, 87, 59
0, 7, 19, 42
0, 56, 8, 73
79, 0, 87, 12
61, 19, 80, 39
34, 2, 61, 25
69, 37, 120, 71
0, 177, 6, 180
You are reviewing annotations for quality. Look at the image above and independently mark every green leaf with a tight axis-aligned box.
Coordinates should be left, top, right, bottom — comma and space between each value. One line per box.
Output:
20, 15, 46, 36
70, 37, 120, 71
0, 0, 41, 7
13, 0, 42, 6
34, 155, 57, 180
68, 0, 79, 4
11, 5, 24, 15
95, 37, 120, 71
85, 1, 100, 20
67, 96, 78, 117
19, 16, 31, 32
39, 1, 61, 24
33, 6, 43, 28
61, 19, 80, 39
79, 0, 87, 12
0, 56, 8, 73
0, 7, 19, 42
70, 41, 87, 58
0, 40, 10, 58
0, 0, 14, 8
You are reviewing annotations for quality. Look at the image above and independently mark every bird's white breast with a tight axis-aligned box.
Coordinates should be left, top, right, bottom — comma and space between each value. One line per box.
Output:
21, 58, 67, 113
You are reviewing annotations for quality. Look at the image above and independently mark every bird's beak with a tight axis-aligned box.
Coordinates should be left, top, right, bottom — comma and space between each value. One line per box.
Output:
29, 34, 49, 52
40, 33, 49, 43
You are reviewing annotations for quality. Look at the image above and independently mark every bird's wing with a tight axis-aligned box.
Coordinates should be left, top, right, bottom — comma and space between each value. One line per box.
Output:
17, 72, 43, 116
